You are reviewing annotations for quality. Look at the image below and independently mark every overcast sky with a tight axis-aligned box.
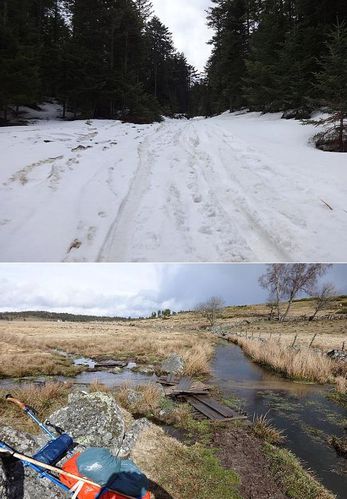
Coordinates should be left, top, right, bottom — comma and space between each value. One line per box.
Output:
152, 0, 213, 71
0, 264, 346, 318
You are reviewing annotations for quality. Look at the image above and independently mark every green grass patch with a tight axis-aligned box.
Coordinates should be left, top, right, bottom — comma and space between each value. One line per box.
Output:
180, 416, 213, 446
154, 442, 240, 499
263, 442, 335, 499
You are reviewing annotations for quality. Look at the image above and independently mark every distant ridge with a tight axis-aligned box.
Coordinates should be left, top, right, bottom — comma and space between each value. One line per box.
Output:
0, 311, 128, 322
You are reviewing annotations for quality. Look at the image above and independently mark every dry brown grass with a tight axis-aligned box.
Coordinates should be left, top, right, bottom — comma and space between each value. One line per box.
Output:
116, 383, 164, 416
335, 376, 347, 394
0, 382, 70, 433
231, 336, 335, 384
0, 320, 215, 378
182, 343, 213, 376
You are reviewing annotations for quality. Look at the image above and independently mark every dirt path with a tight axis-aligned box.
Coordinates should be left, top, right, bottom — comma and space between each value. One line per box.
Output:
213, 425, 286, 499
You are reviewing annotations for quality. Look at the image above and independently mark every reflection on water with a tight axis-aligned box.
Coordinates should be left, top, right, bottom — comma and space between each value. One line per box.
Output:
0, 369, 154, 390
210, 343, 347, 499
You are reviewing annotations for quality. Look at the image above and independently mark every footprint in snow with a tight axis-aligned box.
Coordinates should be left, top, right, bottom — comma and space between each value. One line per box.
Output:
193, 195, 202, 204
199, 226, 213, 235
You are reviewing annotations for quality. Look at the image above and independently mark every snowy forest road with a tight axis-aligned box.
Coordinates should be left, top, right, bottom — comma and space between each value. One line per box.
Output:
0, 113, 346, 262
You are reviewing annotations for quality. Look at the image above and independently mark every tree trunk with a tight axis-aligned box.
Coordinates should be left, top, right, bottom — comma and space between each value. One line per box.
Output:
281, 298, 293, 322
339, 113, 344, 152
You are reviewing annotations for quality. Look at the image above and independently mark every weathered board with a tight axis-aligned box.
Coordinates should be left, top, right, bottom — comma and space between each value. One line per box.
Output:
184, 395, 248, 421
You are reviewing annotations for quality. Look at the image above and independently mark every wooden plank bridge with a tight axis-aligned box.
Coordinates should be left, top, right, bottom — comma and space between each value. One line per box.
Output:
158, 376, 247, 422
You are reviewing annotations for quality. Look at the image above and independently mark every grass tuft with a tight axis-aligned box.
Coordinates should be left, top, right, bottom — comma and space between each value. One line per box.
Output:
253, 413, 285, 445
230, 337, 334, 383
0, 383, 70, 433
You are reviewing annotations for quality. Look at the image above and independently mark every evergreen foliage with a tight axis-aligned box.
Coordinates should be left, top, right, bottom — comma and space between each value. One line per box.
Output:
205, 0, 347, 121
0, 0, 195, 123
310, 22, 347, 152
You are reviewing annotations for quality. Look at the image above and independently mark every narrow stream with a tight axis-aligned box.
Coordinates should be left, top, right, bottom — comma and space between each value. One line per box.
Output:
210, 342, 347, 498
1, 344, 345, 496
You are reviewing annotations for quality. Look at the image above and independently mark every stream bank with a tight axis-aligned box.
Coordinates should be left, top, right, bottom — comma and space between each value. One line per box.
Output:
210, 342, 347, 498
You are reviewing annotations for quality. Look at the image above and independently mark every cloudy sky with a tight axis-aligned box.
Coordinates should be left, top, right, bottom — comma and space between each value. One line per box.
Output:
0, 264, 346, 318
152, 0, 213, 71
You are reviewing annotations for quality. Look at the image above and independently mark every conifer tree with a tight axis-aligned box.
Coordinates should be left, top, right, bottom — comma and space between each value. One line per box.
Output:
312, 22, 347, 152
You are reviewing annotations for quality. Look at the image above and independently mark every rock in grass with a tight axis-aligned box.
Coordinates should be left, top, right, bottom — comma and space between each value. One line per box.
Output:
49, 391, 125, 452
161, 353, 184, 375
119, 419, 151, 458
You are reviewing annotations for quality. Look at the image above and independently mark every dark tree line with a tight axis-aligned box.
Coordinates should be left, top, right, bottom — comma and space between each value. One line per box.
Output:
0, 0, 196, 123
204, 0, 347, 126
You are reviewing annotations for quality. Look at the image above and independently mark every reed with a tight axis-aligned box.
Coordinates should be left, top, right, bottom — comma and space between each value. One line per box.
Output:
231, 337, 334, 383
252, 413, 285, 445
182, 344, 213, 376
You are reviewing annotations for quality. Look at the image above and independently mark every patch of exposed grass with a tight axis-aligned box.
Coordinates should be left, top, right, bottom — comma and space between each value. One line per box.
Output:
0, 350, 80, 379
327, 390, 347, 409
0, 320, 216, 378
132, 426, 240, 499
0, 383, 70, 433
263, 442, 335, 499
230, 337, 335, 384
182, 344, 213, 376
252, 413, 285, 445
329, 436, 347, 457
180, 416, 213, 446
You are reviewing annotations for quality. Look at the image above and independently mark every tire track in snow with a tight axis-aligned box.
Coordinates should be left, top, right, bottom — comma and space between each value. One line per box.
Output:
97, 122, 194, 261
177, 123, 290, 261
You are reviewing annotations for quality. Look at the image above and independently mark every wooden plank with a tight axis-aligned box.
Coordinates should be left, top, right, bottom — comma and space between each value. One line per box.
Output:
176, 376, 192, 391
192, 395, 238, 418
184, 396, 225, 420
169, 389, 209, 396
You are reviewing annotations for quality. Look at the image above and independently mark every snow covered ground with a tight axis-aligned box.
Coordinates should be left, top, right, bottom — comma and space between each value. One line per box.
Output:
0, 111, 346, 262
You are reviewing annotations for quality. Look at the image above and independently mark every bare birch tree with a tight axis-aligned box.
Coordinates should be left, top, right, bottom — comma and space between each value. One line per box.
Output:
309, 283, 337, 321
260, 264, 331, 322
196, 296, 225, 327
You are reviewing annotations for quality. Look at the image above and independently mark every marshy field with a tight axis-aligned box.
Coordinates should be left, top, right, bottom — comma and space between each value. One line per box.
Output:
0, 299, 346, 498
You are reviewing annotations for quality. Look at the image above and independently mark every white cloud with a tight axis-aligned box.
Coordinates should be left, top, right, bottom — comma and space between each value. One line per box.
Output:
0, 264, 345, 318
151, 0, 213, 71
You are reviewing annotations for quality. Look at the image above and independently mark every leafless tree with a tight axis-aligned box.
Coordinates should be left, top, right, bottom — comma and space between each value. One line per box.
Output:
196, 296, 225, 327
259, 264, 287, 321
309, 283, 337, 321
260, 264, 331, 322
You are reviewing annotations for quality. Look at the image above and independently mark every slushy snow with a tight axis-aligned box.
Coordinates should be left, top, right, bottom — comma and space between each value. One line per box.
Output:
0, 111, 346, 262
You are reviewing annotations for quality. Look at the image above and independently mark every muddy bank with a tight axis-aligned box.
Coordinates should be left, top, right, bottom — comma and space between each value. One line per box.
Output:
213, 424, 285, 499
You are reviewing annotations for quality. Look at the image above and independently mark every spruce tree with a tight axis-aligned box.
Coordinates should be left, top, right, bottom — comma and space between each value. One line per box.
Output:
311, 22, 347, 152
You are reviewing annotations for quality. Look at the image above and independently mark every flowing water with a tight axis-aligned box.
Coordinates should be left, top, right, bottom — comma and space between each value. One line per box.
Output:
210, 342, 347, 498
